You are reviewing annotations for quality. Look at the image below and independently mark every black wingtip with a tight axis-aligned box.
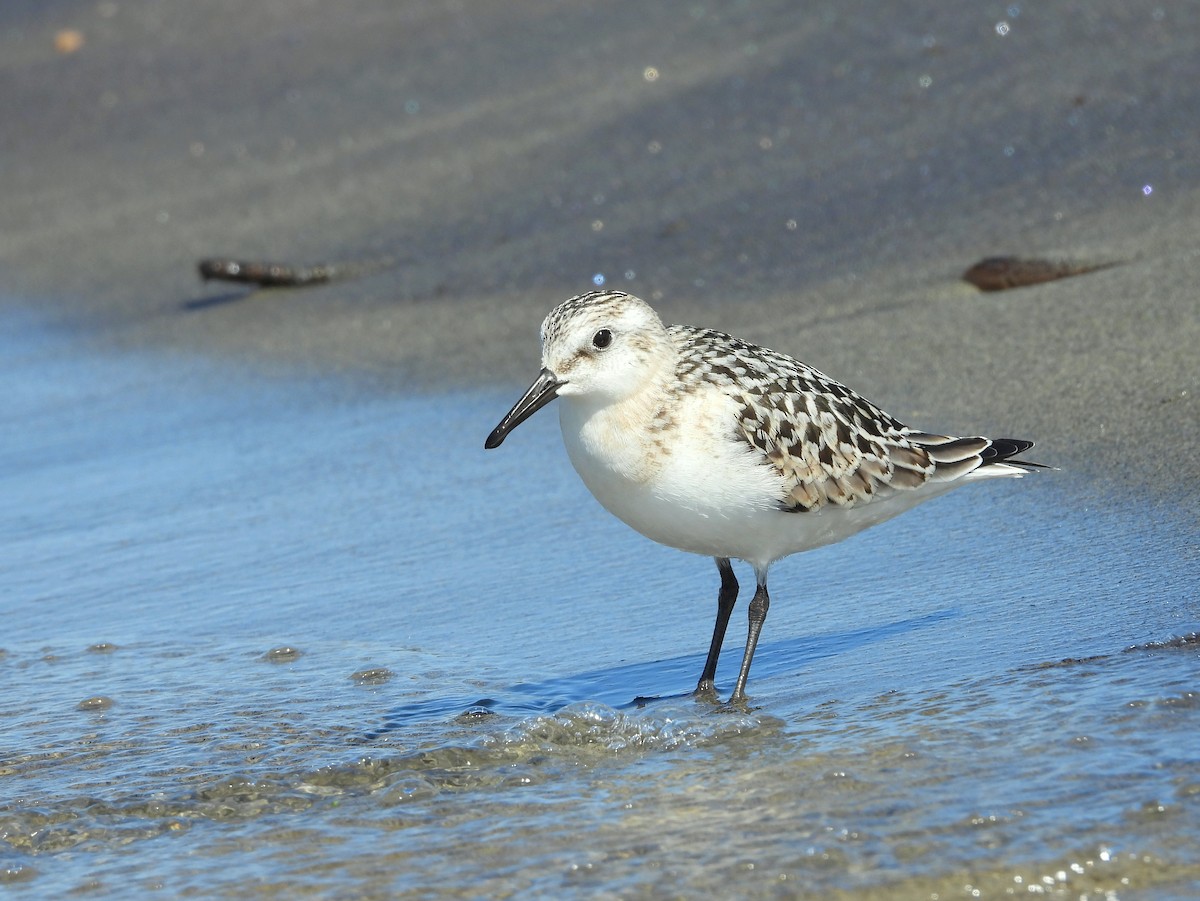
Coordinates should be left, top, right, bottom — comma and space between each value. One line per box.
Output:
982, 438, 1033, 459
981, 438, 1048, 471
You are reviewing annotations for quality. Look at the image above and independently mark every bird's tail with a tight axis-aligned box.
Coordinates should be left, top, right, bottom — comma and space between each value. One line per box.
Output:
908, 434, 1048, 482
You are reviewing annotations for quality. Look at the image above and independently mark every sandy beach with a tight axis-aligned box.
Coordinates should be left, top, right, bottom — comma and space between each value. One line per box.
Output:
3, 0, 1197, 508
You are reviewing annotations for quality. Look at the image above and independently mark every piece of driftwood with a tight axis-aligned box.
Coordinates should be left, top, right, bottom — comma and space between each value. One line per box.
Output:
197, 258, 339, 288
962, 256, 1120, 292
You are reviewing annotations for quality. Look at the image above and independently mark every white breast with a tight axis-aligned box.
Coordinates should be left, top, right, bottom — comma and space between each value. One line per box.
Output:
558, 386, 789, 562
557, 384, 966, 569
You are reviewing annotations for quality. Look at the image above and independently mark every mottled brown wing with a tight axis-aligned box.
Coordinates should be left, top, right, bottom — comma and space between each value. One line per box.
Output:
672, 326, 935, 511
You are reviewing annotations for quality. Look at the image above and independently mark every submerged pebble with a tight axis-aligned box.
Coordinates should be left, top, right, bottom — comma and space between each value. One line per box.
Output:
262, 646, 304, 663
77, 696, 113, 711
0, 863, 39, 884
351, 667, 393, 684
455, 706, 497, 723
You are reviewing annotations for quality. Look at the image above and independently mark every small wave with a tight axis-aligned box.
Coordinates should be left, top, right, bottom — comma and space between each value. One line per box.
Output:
482, 700, 769, 753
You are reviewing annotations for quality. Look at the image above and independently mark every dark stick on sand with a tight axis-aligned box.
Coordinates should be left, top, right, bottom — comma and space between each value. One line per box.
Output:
197, 258, 339, 288
961, 256, 1121, 292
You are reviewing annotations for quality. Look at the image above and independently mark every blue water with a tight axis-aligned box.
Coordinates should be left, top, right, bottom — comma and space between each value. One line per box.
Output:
1, 307, 1198, 898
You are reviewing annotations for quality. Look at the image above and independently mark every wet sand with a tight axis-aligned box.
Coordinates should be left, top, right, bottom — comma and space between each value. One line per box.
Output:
2, 0, 1198, 511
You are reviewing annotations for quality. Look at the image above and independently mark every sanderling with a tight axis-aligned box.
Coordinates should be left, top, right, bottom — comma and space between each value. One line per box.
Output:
485, 291, 1042, 702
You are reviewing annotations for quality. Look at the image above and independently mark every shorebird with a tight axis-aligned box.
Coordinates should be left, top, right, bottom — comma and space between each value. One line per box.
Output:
485, 291, 1041, 701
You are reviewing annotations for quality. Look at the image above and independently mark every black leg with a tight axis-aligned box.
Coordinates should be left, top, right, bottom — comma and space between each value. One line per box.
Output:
731, 572, 770, 702
695, 558, 738, 694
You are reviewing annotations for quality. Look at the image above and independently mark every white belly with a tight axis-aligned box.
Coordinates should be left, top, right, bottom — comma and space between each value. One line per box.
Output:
557, 393, 955, 569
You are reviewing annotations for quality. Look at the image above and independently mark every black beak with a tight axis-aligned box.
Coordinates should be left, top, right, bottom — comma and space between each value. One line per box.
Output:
484, 368, 565, 449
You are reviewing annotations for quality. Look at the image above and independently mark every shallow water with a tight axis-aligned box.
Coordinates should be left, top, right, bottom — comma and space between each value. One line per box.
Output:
2, 309, 1198, 898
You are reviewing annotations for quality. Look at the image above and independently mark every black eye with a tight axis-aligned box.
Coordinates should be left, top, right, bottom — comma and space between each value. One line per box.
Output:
592, 329, 613, 349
